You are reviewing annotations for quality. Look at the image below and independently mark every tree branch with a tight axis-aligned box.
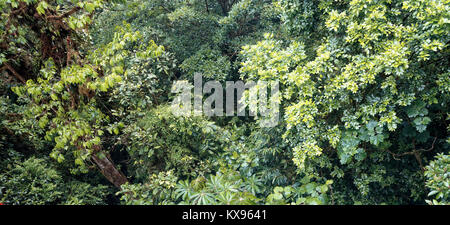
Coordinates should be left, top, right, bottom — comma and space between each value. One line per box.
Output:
385, 137, 437, 171
46, 6, 81, 20
2, 63, 26, 83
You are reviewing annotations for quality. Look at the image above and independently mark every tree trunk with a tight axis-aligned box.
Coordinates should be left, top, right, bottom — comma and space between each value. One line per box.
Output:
91, 152, 128, 188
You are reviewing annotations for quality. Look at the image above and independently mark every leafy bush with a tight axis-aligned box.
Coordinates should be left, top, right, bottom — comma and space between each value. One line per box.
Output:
121, 105, 229, 181
425, 154, 450, 205
0, 157, 110, 205
118, 170, 178, 205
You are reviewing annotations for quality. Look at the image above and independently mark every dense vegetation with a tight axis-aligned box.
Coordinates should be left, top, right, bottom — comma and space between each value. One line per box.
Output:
0, 0, 449, 205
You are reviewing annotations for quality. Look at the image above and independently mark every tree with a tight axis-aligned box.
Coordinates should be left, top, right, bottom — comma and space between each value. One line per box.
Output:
1, 0, 167, 188
238, 0, 449, 204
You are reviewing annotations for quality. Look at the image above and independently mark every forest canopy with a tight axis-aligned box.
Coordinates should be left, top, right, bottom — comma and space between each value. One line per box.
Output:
0, 0, 449, 205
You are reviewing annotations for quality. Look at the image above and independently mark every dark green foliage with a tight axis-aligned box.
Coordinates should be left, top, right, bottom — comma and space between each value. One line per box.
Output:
0, 157, 110, 205
121, 105, 227, 181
